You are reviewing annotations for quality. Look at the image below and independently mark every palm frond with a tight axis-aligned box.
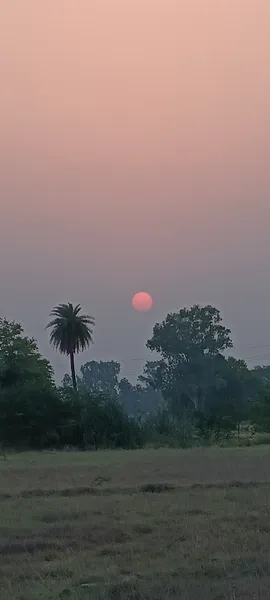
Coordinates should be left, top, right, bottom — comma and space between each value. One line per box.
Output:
46, 303, 95, 355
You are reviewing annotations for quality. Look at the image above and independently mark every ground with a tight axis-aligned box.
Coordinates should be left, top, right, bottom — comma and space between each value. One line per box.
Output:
1, 447, 270, 599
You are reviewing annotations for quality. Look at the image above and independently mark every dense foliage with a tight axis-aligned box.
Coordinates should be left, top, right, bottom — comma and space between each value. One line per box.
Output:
0, 305, 269, 451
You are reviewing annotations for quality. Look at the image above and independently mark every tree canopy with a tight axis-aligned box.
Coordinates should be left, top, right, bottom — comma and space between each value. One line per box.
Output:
80, 360, 120, 396
147, 304, 233, 359
0, 318, 53, 388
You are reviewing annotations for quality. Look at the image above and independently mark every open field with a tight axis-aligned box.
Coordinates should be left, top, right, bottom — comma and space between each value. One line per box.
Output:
1, 448, 270, 599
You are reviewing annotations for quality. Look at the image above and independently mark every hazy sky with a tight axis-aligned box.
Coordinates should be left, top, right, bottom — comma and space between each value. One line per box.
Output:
1, 1, 270, 380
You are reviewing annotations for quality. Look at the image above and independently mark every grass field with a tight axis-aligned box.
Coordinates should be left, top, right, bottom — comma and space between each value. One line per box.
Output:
1, 447, 270, 599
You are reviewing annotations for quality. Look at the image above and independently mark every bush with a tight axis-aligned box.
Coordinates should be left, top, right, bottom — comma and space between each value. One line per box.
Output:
58, 390, 144, 450
142, 409, 196, 448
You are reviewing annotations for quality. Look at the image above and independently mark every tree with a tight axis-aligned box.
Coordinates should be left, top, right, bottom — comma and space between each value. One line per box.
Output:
0, 318, 57, 448
146, 305, 233, 414
0, 318, 53, 388
80, 360, 120, 396
147, 305, 232, 359
251, 366, 270, 390
194, 356, 256, 438
118, 377, 161, 418
46, 303, 95, 391
138, 360, 165, 391
250, 390, 270, 433
118, 378, 141, 416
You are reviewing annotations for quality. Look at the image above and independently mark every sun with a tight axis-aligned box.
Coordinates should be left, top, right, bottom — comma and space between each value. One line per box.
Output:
132, 292, 153, 312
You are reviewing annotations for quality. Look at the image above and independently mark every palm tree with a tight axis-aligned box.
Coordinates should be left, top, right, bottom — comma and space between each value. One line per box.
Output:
46, 303, 95, 391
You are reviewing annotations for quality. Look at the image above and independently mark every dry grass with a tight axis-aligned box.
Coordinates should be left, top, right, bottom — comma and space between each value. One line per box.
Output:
1, 447, 270, 599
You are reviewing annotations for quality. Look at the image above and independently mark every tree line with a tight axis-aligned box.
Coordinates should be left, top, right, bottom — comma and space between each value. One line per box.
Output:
1, 302, 270, 451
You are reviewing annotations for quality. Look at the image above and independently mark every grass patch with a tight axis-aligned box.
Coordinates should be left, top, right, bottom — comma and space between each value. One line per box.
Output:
1, 447, 270, 598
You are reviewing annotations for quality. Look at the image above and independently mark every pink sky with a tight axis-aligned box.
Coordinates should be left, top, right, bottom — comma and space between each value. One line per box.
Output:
1, 1, 270, 379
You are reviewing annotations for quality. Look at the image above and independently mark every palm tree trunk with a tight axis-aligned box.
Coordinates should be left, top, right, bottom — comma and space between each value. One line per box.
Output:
70, 352, 77, 391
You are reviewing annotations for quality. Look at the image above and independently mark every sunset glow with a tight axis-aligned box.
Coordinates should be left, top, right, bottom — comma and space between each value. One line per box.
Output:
1, 1, 270, 378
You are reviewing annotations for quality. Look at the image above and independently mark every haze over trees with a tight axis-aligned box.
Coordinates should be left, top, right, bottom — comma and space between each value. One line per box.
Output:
0, 303, 270, 450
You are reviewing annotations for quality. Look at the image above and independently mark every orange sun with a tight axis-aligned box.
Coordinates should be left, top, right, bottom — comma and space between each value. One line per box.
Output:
132, 292, 153, 312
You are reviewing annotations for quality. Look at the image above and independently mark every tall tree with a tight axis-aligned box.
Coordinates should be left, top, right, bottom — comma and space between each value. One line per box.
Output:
47, 303, 95, 391
146, 305, 233, 413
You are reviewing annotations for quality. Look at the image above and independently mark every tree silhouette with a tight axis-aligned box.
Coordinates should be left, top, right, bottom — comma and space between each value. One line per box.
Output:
46, 303, 94, 390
